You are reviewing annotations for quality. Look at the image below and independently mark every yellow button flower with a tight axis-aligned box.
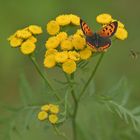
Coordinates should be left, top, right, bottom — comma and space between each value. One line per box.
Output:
20, 41, 36, 55
72, 35, 86, 50
68, 51, 80, 61
41, 104, 50, 112
28, 25, 43, 34
16, 29, 32, 39
80, 48, 92, 60
44, 54, 56, 68
96, 13, 112, 24
45, 36, 60, 49
45, 49, 58, 57
61, 39, 73, 50
76, 29, 84, 37
27, 36, 37, 43
47, 20, 60, 35
115, 28, 128, 40
55, 51, 68, 63
56, 32, 68, 42
62, 59, 76, 74
38, 111, 48, 121
10, 37, 23, 47
56, 15, 71, 26
118, 21, 125, 28
70, 14, 80, 25
49, 104, 59, 114
49, 114, 58, 124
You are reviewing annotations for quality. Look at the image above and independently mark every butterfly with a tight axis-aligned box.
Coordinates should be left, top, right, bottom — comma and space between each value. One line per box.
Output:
80, 19, 118, 51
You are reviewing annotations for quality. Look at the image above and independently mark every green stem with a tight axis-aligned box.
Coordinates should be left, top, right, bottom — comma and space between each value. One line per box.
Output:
70, 74, 78, 140
78, 53, 105, 101
29, 55, 61, 101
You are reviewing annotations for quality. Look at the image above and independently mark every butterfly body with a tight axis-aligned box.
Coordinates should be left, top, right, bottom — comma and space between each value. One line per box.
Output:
80, 19, 118, 51
86, 33, 111, 48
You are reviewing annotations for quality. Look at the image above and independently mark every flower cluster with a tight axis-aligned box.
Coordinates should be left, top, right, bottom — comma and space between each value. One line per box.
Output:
96, 13, 128, 40
44, 14, 93, 74
8, 25, 42, 54
38, 104, 59, 124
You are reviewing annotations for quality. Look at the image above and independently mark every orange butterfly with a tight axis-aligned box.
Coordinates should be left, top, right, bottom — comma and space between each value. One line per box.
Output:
80, 19, 118, 51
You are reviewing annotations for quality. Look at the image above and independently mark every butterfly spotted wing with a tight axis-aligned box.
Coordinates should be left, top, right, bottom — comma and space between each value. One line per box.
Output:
80, 19, 96, 49
97, 21, 118, 38
80, 19, 93, 36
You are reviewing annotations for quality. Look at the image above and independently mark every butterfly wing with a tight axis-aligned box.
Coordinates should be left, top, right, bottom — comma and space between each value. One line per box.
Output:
80, 19, 93, 36
97, 21, 118, 38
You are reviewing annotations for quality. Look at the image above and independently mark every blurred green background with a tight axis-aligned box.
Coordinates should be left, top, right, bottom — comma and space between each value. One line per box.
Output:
0, 0, 140, 140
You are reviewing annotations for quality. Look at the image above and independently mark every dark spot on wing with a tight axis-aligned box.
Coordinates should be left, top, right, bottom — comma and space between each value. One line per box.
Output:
110, 24, 113, 28
107, 33, 110, 35
106, 27, 108, 30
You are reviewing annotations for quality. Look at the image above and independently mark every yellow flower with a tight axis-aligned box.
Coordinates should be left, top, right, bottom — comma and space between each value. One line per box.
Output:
45, 36, 60, 49
49, 114, 58, 124
16, 29, 32, 39
72, 35, 86, 50
68, 51, 80, 61
38, 111, 48, 121
10, 37, 23, 47
118, 21, 125, 28
45, 49, 58, 57
62, 59, 76, 74
28, 25, 43, 34
61, 39, 73, 50
44, 54, 56, 68
56, 32, 68, 42
41, 104, 50, 112
115, 28, 128, 40
75, 29, 84, 37
49, 104, 59, 114
80, 48, 92, 60
55, 51, 68, 63
46, 20, 60, 35
69, 14, 80, 25
56, 15, 71, 26
20, 41, 36, 55
27, 36, 37, 43
96, 13, 112, 24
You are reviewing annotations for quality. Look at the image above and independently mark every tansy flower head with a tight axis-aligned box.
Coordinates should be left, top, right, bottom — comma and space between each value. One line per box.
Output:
80, 48, 92, 60
27, 36, 37, 43
49, 114, 58, 124
20, 41, 36, 55
28, 25, 43, 34
55, 51, 68, 63
62, 59, 76, 74
61, 39, 73, 51
56, 32, 68, 42
45, 36, 60, 49
96, 13, 112, 24
115, 28, 128, 40
68, 51, 80, 61
47, 20, 60, 35
56, 15, 71, 26
49, 104, 59, 114
69, 14, 80, 25
45, 49, 58, 57
44, 54, 56, 68
38, 111, 48, 121
72, 34, 86, 50
10, 37, 23, 48
16, 29, 32, 39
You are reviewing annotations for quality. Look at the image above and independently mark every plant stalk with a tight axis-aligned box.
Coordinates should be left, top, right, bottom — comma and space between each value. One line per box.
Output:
78, 53, 105, 101
29, 55, 61, 101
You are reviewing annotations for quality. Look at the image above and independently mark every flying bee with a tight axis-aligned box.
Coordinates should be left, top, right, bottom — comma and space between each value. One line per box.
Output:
130, 49, 140, 59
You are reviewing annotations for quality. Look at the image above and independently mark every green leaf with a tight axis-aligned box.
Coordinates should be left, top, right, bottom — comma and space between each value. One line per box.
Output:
19, 73, 33, 106
106, 76, 131, 105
